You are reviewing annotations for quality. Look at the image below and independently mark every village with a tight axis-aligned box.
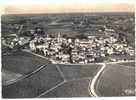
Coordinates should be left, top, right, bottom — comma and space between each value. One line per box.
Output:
2, 12, 135, 98
2, 26, 135, 64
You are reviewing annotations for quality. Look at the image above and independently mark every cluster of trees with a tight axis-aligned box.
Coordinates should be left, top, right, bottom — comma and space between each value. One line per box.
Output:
20, 27, 45, 37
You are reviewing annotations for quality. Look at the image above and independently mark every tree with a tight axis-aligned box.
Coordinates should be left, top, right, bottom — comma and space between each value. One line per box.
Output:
35, 27, 45, 35
62, 34, 68, 38
76, 34, 88, 39
49, 34, 55, 38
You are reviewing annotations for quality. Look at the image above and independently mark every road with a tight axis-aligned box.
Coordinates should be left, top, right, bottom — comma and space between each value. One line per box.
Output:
88, 63, 106, 97
88, 60, 135, 97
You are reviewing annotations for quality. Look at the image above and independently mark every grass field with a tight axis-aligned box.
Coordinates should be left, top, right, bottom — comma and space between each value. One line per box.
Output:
2, 69, 23, 85
95, 62, 135, 96
58, 64, 101, 80
2, 51, 51, 75
41, 78, 91, 97
118, 62, 135, 68
40, 64, 102, 97
2, 64, 64, 98
3, 61, 102, 98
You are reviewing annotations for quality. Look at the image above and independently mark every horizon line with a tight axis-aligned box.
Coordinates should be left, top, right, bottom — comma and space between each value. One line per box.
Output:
2, 11, 135, 15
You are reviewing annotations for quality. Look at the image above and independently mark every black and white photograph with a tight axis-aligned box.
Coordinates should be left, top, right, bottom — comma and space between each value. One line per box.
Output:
0, 0, 135, 98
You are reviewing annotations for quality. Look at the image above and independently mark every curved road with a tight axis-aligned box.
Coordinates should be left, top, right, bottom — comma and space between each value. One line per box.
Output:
88, 60, 134, 97
88, 63, 106, 97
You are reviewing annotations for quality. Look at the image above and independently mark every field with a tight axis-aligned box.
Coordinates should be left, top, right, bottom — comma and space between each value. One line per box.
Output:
95, 62, 135, 96
2, 64, 64, 98
2, 53, 102, 98
118, 62, 135, 67
40, 64, 101, 97
42, 78, 91, 97
2, 51, 51, 75
2, 69, 23, 85
57, 64, 101, 80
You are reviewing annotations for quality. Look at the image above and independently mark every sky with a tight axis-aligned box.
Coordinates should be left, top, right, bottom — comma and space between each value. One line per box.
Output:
0, 0, 135, 14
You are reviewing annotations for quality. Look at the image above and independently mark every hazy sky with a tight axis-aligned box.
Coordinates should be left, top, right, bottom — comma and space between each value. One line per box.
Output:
0, 0, 135, 14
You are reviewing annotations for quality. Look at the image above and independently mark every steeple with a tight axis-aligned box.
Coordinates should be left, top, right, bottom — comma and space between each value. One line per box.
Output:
57, 32, 61, 43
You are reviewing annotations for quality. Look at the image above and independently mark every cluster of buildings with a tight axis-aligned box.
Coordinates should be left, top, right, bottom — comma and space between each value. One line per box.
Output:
2, 34, 30, 49
2, 26, 134, 64
29, 32, 134, 64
